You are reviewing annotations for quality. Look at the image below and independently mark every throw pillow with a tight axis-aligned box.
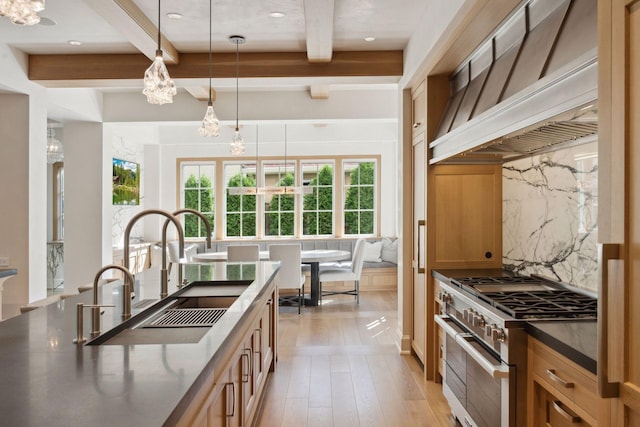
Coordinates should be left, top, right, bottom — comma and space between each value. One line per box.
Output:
363, 240, 383, 262
381, 237, 398, 264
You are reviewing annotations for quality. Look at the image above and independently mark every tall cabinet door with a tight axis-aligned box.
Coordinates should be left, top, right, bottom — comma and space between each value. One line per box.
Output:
412, 132, 427, 364
598, 0, 640, 424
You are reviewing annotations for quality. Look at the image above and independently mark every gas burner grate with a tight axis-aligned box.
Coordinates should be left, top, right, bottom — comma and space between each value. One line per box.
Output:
479, 290, 597, 319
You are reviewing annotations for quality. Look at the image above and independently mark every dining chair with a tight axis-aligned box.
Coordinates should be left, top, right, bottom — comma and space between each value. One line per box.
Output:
319, 238, 366, 304
227, 244, 260, 262
166, 240, 198, 276
269, 244, 305, 314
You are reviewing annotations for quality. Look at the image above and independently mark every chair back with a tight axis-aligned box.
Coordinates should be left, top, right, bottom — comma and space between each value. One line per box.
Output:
269, 244, 302, 290
228, 244, 260, 262
351, 238, 367, 280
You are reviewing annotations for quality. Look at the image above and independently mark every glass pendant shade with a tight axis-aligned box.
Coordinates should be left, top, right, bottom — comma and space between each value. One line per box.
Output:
199, 102, 220, 137
143, 50, 177, 105
47, 129, 63, 164
0, 0, 45, 26
230, 128, 245, 155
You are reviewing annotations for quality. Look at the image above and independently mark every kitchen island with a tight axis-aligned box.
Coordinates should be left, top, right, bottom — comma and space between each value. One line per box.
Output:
0, 261, 279, 426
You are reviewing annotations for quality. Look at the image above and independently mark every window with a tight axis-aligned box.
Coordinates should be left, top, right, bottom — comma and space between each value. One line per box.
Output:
53, 162, 64, 241
178, 155, 378, 239
302, 161, 334, 236
343, 160, 376, 235
225, 162, 257, 237
263, 160, 295, 237
181, 163, 215, 238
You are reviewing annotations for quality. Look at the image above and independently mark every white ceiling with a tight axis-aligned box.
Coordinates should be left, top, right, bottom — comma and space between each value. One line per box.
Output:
0, 0, 427, 92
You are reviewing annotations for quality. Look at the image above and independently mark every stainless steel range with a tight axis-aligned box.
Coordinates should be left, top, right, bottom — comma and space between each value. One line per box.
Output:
435, 274, 596, 427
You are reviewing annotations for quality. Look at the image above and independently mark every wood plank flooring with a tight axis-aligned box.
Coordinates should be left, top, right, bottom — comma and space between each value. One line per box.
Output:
256, 291, 454, 427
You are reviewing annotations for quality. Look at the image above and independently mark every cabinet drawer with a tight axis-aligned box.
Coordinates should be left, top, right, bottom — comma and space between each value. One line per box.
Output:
529, 338, 597, 421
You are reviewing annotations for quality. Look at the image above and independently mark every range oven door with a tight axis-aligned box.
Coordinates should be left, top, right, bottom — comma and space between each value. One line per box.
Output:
436, 315, 511, 427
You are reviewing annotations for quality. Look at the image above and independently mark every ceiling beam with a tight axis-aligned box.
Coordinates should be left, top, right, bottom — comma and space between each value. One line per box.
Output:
185, 86, 217, 102
28, 51, 403, 87
84, 0, 179, 63
309, 85, 331, 99
303, 0, 335, 62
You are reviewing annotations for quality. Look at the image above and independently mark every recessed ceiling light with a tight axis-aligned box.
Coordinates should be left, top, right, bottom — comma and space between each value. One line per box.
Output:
269, 11, 285, 18
364, 36, 376, 42
68, 40, 83, 46
167, 12, 183, 19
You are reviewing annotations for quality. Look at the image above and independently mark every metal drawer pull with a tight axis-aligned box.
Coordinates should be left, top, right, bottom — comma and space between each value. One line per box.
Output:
435, 315, 509, 379
551, 401, 581, 423
546, 369, 574, 388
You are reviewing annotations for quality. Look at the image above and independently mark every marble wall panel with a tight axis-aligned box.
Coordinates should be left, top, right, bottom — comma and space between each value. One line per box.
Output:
502, 141, 598, 292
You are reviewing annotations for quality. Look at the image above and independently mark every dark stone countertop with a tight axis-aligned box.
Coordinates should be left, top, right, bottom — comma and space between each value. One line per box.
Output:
432, 269, 597, 374
0, 261, 278, 427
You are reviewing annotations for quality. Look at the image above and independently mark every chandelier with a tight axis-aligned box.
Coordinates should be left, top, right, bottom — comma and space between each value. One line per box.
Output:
46, 127, 63, 164
198, 0, 220, 137
142, 0, 176, 105
0, 0, 44, 26
229, 35, 245, 156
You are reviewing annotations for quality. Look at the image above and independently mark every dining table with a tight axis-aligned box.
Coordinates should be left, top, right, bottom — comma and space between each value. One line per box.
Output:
192, 249, 351, 306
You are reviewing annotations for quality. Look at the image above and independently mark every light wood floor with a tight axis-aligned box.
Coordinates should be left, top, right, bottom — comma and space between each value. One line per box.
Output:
255, 291, 454, 427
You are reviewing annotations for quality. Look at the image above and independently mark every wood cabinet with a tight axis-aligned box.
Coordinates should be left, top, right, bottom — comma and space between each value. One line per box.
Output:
411, 81, 426, 136
175, 287, 276, 427
429, 164, 502, 269
598, 0, 640, 425
528, 337, 598, 426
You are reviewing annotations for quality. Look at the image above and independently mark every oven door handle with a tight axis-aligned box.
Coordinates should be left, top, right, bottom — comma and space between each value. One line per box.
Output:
435, 315, 509, 379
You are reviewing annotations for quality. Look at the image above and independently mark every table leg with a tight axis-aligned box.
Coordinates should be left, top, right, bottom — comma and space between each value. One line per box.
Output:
303, 262, 320, 307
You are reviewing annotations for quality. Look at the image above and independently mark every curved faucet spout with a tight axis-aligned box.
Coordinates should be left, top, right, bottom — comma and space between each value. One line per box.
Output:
123, 209, 184, 299
92, 264, 135, 336
163, 208, 213, 288
167, 208, 212, 249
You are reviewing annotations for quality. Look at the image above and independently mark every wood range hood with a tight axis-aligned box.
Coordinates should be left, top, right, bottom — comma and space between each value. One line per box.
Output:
430, 0, 597, 165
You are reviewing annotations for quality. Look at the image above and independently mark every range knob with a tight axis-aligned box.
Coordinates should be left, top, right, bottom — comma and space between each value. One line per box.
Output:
440, 292, 453, 304
491, 327, 506, 343
485, 323, 496, 338
463, 309, 473, 322
472, 313, 486, 327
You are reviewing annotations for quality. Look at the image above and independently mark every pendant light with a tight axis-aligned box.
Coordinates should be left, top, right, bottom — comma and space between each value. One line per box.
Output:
198, 0, 220, 137
142, 0, 177, 105
46, 126, 63, 164
229, 35, 246, 156
0, 0, 45, 26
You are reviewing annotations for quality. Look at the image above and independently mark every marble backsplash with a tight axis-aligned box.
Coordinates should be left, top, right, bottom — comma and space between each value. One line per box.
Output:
502, 141, 598, 292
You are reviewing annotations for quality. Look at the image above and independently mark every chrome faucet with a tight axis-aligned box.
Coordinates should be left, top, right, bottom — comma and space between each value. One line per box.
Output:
91, 264, 135, 336
163, 208, 213, 288
123, 209, 184, 299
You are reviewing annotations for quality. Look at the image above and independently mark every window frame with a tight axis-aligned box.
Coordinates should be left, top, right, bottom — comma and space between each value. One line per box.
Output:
342, 159, 378, 237
177, 154, 380, 240
180, 161, 216, 240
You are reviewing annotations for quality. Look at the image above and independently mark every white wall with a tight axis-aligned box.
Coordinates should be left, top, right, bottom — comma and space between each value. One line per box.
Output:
106, 120, 398, 243
63, 122, 112, 292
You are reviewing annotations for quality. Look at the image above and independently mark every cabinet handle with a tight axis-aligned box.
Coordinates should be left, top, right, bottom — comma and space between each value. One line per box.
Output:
413, 122, 422, 128
546, 369, 574, 388
597, 243, 621, 397
242, 349, 252, 383
551, 401, 581, 423
226, 382, 235, 417
255, 328, 262, 355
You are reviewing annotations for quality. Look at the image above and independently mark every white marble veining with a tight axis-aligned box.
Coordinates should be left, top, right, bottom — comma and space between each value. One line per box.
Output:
502, 141, 598, 292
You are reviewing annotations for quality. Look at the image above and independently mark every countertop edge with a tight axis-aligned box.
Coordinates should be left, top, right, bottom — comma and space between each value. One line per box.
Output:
525, 321, 597, 374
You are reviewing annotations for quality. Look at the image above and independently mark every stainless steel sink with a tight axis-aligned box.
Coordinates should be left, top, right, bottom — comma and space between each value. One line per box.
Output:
87, 279, 252, 346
